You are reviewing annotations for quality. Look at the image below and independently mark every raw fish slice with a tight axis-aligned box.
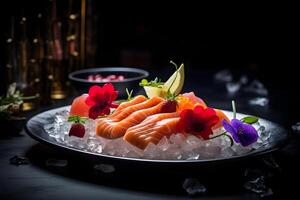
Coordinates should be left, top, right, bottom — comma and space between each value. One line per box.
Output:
124, 116, 180, 149
110, 96, 163, 122
124, 112, 178, 140
69, 94, 90, 117
97, 101, 165, 139
108, 95, 147, 119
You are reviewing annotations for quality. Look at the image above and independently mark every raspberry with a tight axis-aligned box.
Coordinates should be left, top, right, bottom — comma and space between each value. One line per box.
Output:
69, 123, 85, 138
160, 100, 177, 113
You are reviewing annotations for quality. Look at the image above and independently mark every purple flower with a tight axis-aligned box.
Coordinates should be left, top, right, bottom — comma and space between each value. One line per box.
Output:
222, 119, 258, 146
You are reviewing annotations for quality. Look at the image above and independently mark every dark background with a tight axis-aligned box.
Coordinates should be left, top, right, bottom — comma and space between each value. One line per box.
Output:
0, 1, 298, 125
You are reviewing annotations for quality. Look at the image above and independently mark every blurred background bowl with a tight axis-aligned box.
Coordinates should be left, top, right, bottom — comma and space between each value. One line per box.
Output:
69, 67, 149, 99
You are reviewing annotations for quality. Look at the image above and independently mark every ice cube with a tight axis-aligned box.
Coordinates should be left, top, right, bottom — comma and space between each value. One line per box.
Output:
244, 80, 268, 96
249, 97, 269, 106
54, 110, 69, 124
169, 133, 185, 146
214, 69, 233, 82
157, 136, 170, 151
221, 147, 235, 157
144, 143, 159, 159
85, 119, 96, 136
87, 137, 103, 153
257, 126, 271, 142
198, 145, 221, 159
292, 122, 300, 134
181, 135, 201, 152
231, 144, 252, 155
244, 176, 273, 198
226, 82, 241, 94
9, 155, 30, 165
184, 151, 200, 160
240, 75, 248, 84
182, 178, 207, 196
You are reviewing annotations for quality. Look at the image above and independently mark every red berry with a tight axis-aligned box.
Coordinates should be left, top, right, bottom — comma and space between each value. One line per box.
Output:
69, 123, 85, 138
160, 100, 177, 113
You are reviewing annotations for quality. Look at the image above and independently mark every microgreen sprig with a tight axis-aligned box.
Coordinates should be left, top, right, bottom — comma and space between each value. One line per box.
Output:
139, 77, 164, 88
68, 116, 87, 124
126, 88, 134, 101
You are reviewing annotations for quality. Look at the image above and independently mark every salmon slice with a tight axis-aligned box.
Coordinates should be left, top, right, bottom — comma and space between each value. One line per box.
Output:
124, 114, 180, 149
96, 101, 165, 139
109, 96, 164, 122
69, 94, 90, 117
108, 95, 147, 119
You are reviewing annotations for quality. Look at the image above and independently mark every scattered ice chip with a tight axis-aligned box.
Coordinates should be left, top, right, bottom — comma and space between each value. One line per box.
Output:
244, 176, 273, 198
226, 82, 241, 94
94, 164, 115, 173
10, 155, 30, 165
182, 178, 207, 196
292, 122, 300, 134
214, 69, 233, 82
249, 97, 269, 106
244, 80, 268, 96
240, 75, 248, 84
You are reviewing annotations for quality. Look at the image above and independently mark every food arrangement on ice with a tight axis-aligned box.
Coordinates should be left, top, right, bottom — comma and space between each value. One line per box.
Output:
44, 61, 271, 160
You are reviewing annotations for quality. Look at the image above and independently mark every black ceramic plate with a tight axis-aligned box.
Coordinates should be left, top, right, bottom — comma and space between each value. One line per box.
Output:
25, 106, 288, 168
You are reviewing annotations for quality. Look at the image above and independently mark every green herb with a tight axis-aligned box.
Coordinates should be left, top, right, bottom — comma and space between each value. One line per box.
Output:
241, 116, 259, 124
0, 83, 36, 120
68, 116, 87, 124
139, 77, 164, 88
126, 88, 134, 101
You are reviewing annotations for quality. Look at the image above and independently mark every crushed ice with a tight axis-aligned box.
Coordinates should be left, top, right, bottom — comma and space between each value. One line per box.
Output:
44, 110, 272, 160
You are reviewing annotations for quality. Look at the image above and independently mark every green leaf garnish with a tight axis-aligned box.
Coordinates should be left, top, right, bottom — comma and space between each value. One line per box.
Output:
68, 116, 87, 124
241, 116, 259, 124
139, 77, 164, 88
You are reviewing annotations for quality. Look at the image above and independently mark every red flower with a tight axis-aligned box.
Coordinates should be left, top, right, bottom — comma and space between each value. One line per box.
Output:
177, 106, 219, 139
85, 84, 118, 119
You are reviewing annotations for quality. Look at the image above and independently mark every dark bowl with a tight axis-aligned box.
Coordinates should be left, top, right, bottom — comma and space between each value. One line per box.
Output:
69, 67, 149, 99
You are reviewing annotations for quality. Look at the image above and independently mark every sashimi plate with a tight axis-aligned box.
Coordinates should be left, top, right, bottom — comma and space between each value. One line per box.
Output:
25, 106, 288, 166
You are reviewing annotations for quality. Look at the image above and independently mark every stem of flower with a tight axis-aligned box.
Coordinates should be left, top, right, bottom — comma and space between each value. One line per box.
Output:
232, 100, 236, 119
209, 131, 227, 139
224, 133, 234, 147
209, 131, 234, 147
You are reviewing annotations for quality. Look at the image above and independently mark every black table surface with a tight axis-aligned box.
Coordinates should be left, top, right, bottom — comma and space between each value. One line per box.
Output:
1, 69, 300, 200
